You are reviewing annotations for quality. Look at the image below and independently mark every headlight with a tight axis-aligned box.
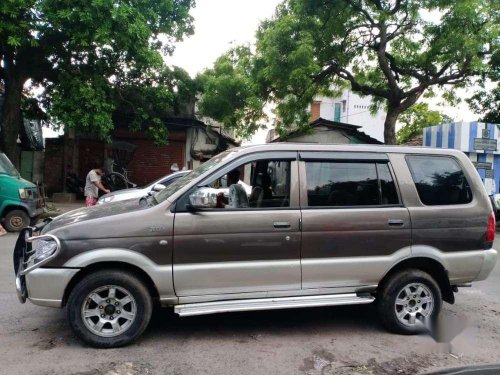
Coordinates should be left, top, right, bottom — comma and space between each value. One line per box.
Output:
19, 188, 29, 199
33, 239, 58, 264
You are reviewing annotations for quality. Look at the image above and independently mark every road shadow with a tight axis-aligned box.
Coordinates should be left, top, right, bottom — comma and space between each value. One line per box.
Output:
145, 303, 384, 341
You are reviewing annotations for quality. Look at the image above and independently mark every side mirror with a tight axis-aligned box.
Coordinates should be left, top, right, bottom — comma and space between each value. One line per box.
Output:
152, 183, 166, 192
188, 187, 218, 210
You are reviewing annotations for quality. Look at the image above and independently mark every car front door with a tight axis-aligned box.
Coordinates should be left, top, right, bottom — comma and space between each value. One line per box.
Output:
173, 152, 301, 297
299, 152, 412, 289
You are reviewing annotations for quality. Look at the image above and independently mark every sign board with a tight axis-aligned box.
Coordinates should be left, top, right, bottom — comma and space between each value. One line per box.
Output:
473, 162, 493, 170
485, 169, 494, 179
474, 138, 497, 151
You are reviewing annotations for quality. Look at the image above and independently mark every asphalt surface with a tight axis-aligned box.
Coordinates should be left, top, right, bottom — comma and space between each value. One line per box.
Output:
0, 233, 499, 375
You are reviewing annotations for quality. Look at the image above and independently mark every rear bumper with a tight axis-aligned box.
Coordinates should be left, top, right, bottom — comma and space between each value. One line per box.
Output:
476, 248, 498, 281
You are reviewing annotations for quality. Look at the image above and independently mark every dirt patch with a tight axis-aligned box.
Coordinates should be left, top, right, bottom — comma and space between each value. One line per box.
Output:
63, 362, 153, 375
300, 350, 440, 375
32, 337, 58, 351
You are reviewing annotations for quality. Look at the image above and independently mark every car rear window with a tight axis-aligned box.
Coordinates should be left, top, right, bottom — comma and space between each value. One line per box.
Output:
305, 161, 399, 207
406, 156, 473, 205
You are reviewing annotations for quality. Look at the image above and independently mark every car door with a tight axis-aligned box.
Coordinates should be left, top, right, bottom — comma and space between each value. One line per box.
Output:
173, 152, 301, 297
299, 152, 412, 289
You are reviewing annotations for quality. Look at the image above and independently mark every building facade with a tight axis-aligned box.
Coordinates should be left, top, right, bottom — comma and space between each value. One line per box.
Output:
310, 90, 386, 142
423, 121, 500, 195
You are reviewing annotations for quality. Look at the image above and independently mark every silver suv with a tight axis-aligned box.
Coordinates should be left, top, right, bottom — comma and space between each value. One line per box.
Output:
14, 144, 497, 347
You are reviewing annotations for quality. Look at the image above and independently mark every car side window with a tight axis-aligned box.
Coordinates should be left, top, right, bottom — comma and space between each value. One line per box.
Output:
406, 156, 473, 205
305, 161, 399, 207
159, 176, 179, 187
179, 159, 292, 211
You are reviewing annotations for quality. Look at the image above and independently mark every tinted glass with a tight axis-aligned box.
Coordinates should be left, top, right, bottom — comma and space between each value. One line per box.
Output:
306, 162, 379, 206
154, 150, 235, 204
377, 163, 399, 204
407, 156, 473, 205
178, 159, 291, 211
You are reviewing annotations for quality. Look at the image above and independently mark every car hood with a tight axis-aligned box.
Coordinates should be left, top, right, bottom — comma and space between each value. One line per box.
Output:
42, 198, 145, 233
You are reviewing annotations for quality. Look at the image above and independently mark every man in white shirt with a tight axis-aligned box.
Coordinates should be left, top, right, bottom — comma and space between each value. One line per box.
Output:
216, 169, 248, 209
84, 167, 110, 207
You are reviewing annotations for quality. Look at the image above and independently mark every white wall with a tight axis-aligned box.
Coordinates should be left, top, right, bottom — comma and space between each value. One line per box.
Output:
315, 90, 386, 142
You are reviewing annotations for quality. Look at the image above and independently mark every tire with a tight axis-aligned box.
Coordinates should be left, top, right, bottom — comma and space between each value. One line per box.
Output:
377, 269, 442, 335
3, 209, 30, 232
67, 270, 153, 348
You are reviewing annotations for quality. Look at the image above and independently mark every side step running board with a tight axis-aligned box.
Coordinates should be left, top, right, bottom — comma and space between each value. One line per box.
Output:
174, 293, 374, 317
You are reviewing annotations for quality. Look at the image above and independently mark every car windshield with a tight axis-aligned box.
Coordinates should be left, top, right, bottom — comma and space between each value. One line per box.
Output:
154, 150, 236, 204
0, 153, 19, 177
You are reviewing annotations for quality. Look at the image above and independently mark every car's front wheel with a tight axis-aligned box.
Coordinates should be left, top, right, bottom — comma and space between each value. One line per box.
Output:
67, 270, 153, 348
377, 269, 442, 334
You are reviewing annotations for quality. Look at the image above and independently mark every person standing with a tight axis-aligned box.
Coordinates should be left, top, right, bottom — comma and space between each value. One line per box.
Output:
84, 167, 110, 207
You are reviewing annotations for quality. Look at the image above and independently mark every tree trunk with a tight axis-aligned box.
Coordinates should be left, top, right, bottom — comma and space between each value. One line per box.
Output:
383, 106, 400, 145
0, 74, 26, 168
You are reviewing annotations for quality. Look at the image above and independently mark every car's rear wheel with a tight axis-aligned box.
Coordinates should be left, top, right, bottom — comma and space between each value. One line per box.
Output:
3, 209, 30, 232
67, 270, 152, 348
377, 269, 442, 334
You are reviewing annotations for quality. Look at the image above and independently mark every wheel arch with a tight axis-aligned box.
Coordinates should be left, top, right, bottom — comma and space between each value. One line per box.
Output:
1, 204, 28, 219
62, 261, 161, 307
379, 257, 454, 304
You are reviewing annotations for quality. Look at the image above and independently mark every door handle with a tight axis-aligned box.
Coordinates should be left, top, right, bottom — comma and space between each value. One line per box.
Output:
387, 219, 404, 227
273, 221, 291, 229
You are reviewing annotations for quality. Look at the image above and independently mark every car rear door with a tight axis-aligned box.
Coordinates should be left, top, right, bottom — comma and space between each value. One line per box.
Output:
299, 151, 412, 289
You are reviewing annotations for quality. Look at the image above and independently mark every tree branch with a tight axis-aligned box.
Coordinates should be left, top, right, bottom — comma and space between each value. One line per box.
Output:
314, 62, 391, 99
344, 0, 376, 25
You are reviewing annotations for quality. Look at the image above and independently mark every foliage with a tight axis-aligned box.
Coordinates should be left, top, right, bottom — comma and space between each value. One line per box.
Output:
468, 85, 500, 124
0, 0, 195, 161
196, 46, 267, 139
467, 50, 500, 124
396, 103, 451, 144
210, 0, 498, 143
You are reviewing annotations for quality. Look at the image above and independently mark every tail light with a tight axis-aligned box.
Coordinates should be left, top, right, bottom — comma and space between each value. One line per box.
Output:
486, 212, 496, 243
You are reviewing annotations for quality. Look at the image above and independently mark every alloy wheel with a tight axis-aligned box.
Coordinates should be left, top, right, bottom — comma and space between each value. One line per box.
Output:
81, 285, 137, 337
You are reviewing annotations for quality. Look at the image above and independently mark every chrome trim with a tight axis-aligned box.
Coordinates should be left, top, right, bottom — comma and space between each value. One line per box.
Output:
20, 234, 61, 275
174, 293, 374, 317
177, 286, 376, 304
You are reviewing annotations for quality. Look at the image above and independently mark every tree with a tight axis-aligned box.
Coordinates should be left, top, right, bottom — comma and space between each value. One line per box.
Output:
247, 0, 498, 143
196, 46, 267, 139
467, 50, 500, 124
396, 102, 451, 144
0, 0, 194, 164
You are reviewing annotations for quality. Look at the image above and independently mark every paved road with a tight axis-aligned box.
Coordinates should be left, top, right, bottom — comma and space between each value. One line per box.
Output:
0, 233, 499, 375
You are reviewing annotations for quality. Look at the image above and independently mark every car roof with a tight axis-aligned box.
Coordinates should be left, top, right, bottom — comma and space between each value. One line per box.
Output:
230, 143, 465, 157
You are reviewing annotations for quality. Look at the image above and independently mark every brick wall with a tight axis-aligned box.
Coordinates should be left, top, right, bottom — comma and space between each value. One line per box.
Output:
310, 101, 321, 121
113, 128, 187, 186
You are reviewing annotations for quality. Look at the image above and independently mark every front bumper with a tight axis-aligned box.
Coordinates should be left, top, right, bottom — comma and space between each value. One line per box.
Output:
476, 248, 498, 281
24, 267, 79, 307
14, 227, 78, 308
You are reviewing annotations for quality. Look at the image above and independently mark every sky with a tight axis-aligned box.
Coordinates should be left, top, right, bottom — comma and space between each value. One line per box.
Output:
167, 0, 281, 77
